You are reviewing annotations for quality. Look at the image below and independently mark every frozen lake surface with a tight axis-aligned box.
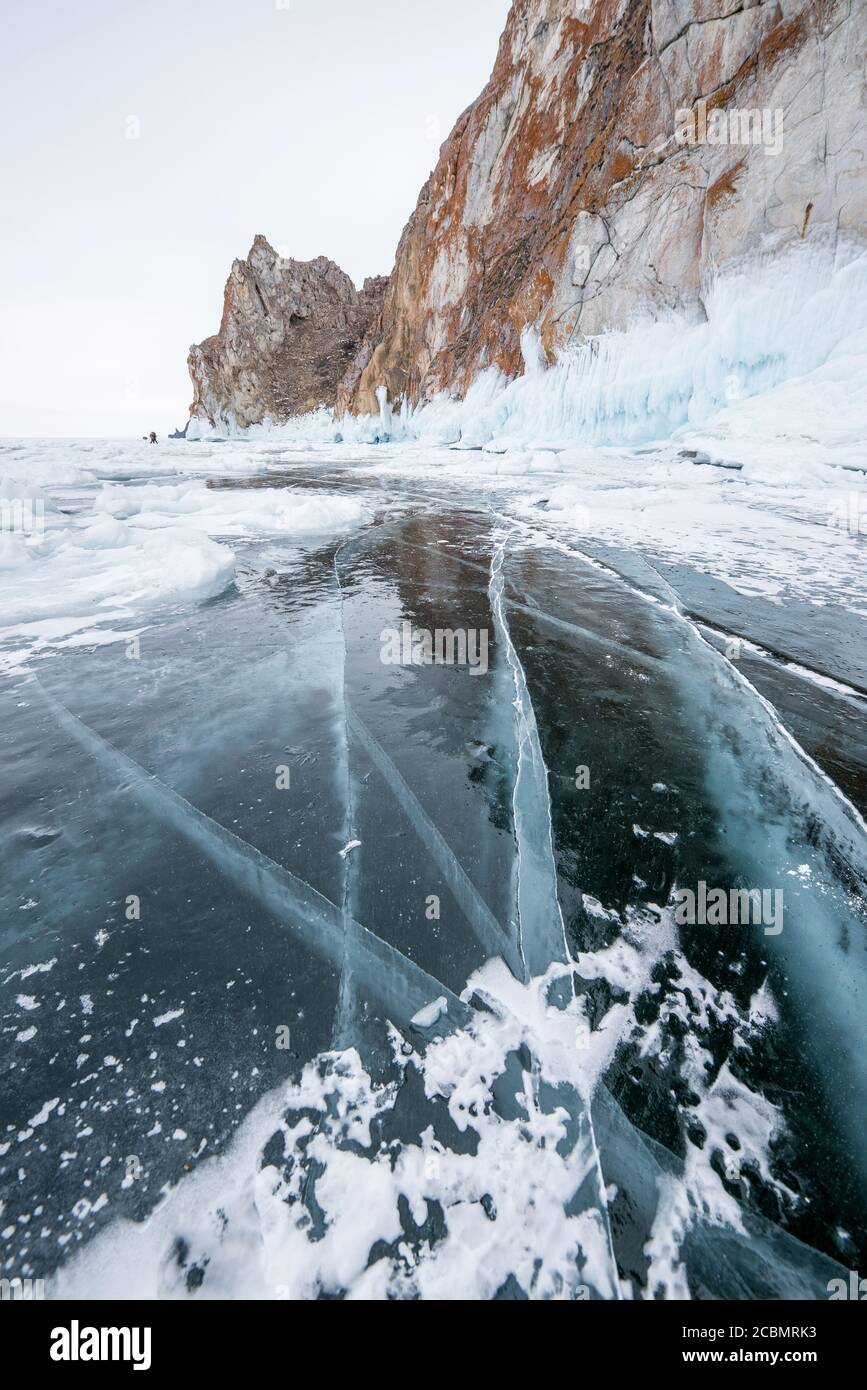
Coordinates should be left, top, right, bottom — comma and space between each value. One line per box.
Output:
1, 437, 866, 1299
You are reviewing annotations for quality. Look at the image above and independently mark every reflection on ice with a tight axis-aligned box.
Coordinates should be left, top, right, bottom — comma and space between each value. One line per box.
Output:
2, 433, 865, 1300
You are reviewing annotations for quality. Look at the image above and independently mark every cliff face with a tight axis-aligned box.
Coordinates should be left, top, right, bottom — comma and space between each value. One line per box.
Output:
189, 236, 387, 430
340, 0, 866, 415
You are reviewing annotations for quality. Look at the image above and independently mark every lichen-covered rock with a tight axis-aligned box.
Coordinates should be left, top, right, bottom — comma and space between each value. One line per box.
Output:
340, 0, 866, 416
189, 236, 387, 431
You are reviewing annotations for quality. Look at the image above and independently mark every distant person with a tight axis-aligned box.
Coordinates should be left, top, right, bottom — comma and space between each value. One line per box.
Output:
148, 431, 157, 444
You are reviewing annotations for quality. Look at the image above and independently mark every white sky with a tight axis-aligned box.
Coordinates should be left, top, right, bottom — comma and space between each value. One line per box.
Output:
0, 0, 510, 438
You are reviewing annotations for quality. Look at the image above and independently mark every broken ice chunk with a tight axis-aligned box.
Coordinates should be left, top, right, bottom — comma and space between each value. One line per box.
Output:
411, 996, 449, 1029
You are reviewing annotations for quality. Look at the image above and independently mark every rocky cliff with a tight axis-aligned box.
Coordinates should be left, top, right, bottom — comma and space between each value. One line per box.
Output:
188, 237, 387, 431
340, 0, 866, 415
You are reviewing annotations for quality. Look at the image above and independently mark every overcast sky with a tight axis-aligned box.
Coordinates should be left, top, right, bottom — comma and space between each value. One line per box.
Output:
0, 0, 510, 438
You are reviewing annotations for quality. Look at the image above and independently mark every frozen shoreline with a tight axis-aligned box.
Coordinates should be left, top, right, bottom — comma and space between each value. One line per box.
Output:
3, 243, 865, 680
2, 431, 864, 689
186, 239, 867, 464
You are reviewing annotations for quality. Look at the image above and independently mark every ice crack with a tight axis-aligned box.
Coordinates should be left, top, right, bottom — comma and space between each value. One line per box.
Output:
35, 678, 470, 1040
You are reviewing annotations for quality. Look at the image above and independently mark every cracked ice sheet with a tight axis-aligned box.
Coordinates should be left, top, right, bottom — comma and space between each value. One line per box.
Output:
575, 918, 846, 1300
36, 679, 469, 1039
93, 480, 370, 539
0, 467, 370, 674
509, 448, 867, 614
489, 533, 569, 979
533, 455, 850, 618
0, 528, 235, 677
325, 433, 867, 618
640, 1029, 796, 1301
51, 958, 627, 1302
556, 456, 845, 619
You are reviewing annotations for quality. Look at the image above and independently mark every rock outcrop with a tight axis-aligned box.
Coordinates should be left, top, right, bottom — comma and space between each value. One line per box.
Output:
188, 236, 387, 430
340, 0, 866, 415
